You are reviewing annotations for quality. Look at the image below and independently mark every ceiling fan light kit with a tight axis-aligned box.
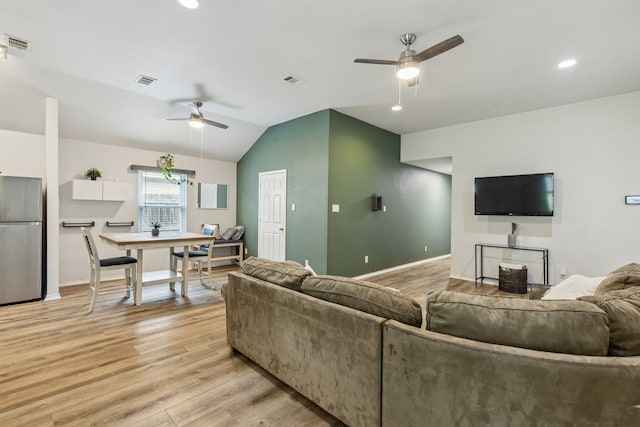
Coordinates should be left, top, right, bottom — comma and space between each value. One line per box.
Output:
167, 101, 229, 130
189, 116, 204, 128
396, 63, 420, 80
355, 33, 464, 84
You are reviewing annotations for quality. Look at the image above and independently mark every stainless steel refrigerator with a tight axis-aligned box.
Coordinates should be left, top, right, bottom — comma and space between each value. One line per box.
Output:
0, 176, 44, 305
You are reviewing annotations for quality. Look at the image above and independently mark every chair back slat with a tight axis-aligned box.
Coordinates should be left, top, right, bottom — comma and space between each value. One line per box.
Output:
80, 227, 100, 266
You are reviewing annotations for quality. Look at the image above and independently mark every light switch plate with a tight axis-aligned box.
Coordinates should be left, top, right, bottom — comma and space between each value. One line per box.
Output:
332, 204, 340, 213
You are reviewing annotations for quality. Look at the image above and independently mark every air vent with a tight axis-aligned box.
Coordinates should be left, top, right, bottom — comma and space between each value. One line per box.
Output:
135, 75, 157, 85
6, 35, 30, 51
283, 75, 305, 85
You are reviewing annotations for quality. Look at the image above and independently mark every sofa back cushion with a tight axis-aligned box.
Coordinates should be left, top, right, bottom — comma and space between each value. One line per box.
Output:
301, 275, 422, 327
595, 271, 640, 295
579, 287, 640, 356
242, 257, 311, 291
426, 290, 609, 356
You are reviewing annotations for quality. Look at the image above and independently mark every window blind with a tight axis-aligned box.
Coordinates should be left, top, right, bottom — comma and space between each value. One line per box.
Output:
137, 171, 187, 232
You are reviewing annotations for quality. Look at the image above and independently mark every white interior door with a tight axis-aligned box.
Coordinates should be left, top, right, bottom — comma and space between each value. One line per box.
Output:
258, 170, 287, 261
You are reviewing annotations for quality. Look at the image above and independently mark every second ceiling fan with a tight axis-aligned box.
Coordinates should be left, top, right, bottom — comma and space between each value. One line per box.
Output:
167, 101, 229, 129
355, 33, 464, 86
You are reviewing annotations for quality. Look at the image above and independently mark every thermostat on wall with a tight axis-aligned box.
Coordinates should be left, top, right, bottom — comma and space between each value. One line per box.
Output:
625, 195, 640, 205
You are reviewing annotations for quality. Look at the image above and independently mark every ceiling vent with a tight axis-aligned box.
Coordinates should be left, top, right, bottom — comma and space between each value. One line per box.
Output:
6, 35, 30, 51
283, 75, 305, 85
136, 75, 157, 86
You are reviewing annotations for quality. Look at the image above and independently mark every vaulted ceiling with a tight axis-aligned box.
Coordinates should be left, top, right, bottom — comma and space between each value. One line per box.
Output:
1, 0, 639, 162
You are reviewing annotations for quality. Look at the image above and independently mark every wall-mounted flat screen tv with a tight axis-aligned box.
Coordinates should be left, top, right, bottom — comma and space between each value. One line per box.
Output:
474, 173, 554, 216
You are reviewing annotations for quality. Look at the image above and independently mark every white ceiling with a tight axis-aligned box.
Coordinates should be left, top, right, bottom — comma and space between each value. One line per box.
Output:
1, 0, 639, 162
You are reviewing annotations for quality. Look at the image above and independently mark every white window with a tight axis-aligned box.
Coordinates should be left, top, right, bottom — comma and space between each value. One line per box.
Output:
138, 171, 187, 233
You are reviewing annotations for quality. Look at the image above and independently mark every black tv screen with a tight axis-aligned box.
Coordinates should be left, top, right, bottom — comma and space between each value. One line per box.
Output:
474, 173, 554, 216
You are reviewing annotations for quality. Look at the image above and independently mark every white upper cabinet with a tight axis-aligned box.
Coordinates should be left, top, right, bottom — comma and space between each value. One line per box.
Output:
72, 180, 128, 201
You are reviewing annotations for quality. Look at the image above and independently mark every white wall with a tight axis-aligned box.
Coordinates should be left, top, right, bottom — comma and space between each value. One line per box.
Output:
59, 139, 237, 285
402, 90, 640, 284
0, 130, 46, 177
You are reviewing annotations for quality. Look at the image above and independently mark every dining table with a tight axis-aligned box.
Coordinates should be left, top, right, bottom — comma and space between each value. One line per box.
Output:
99, 232, 215, 306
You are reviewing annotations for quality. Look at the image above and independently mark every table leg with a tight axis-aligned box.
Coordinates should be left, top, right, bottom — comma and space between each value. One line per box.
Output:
135, 249, 143, 306
169, 247, 176, 292
125, 249, 132, 298
182, 244, 189, 298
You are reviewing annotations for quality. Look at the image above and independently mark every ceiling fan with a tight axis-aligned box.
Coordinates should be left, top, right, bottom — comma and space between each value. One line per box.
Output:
355, 33, 464, 86
166, 101, 229, 129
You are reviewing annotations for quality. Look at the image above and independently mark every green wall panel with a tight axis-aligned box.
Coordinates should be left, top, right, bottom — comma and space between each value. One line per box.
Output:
237, 110, 330, 273
327, 110, 451, 276
237, 108, 451, 278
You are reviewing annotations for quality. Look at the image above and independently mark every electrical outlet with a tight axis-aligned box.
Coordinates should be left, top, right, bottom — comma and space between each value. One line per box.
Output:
291, 203, 296, 211
424, 245, 428, 252
244, 248, 248, 255
305, 259, 309, 266
383, 205, 387, 212
364, 255, 369, 263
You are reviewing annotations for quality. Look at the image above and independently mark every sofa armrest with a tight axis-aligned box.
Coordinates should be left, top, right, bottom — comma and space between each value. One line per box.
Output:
226, 271, 385, 427
382, 320, 640, 427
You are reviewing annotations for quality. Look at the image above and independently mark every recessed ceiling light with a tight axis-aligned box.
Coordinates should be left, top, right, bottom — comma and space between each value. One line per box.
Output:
391, 104, 402, 111
178, 0, 200, 9
557, 59, 577, 69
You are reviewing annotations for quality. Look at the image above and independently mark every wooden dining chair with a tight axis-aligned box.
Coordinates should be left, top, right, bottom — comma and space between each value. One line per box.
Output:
171, 240, 215, 289
80, 227, 138, 312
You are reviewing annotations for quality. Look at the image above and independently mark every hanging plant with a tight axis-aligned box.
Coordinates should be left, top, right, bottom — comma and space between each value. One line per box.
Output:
158, 154, 193, 186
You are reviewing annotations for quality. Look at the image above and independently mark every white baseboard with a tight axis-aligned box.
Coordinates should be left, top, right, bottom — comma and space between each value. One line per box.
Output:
354, 254, 451, 280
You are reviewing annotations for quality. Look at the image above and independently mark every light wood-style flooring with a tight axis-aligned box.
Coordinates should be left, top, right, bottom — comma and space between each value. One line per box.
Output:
0, 257, 533, 426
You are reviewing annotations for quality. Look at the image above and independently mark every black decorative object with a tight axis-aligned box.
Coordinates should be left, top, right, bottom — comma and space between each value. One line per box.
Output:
372, 194, 382, 211
151, 222, 161, 236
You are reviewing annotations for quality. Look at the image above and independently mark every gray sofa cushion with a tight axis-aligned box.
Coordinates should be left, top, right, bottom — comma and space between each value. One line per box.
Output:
301, 275, 422, 327
595, 271, 640, 295
579, 287, 640, 356
609, 262, 640, 275
241, 257, 311, 291
426, 290, 609, 356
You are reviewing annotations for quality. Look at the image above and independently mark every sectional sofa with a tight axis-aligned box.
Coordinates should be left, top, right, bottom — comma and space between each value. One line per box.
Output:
223, 257, 640, 427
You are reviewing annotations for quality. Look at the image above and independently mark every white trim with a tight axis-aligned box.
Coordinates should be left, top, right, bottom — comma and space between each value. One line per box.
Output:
44, 293, 61, 301
45, 97, 60, 301
354, 254, 451, 280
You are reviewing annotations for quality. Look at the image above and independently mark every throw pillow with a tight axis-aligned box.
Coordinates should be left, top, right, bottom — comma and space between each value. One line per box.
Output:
541, 274, 605, 300
594, 272, 640, 295
579, 287, 640, 356
301, 275, 422, 327
242, 257, 311, 291
219, 227, 236, 240
426, 290, 609, 356
231, 225, 245, 240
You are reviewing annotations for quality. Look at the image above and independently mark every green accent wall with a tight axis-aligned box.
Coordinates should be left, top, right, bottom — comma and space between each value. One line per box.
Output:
237, 109, 451, 276
237, 110, 330, 273
327, 110, 451, 276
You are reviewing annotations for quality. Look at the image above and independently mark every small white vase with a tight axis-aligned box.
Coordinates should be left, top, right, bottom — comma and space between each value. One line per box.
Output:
507, 234, 516, 248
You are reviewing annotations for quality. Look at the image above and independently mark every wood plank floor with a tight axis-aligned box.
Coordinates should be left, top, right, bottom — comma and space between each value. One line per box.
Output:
0, 258, 534, 426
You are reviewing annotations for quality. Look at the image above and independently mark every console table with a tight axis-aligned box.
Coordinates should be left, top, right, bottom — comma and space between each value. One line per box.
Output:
475, 243, 549, 287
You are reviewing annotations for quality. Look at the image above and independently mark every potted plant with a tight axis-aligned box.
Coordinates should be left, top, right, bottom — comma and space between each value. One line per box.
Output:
84, 167, 102, 181
158, 154, 193, 186
151, 222, 161, 236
